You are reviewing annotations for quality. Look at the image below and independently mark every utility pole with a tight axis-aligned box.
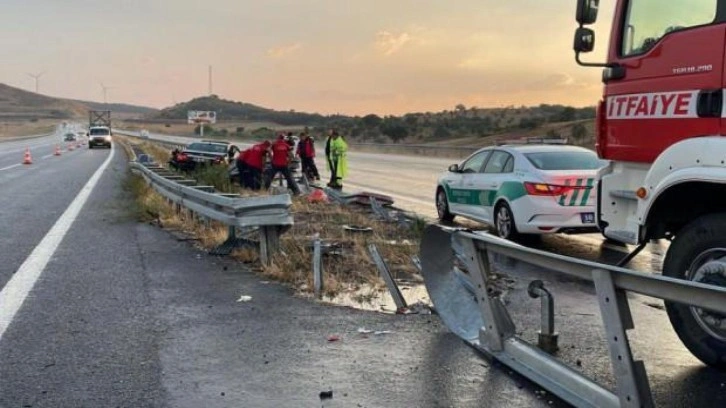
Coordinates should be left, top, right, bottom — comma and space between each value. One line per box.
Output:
27, 72, 45, 93
100, 82, 112, 104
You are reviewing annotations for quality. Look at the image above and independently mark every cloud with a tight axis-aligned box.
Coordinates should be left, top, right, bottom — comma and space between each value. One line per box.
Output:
457, 56, 490, 70
266, 43, 302, 58
374, 31, 412, 56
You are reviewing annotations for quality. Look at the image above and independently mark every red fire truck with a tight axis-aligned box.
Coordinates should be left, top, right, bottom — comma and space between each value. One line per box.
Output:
574, 0, 726, 368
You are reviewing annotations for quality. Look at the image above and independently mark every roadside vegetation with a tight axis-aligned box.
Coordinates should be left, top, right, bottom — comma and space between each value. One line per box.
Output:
118, 137, 423, 299
122, 94, 597, 150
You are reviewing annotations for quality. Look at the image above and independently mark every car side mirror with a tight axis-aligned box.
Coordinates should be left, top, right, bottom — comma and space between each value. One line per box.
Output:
576, 0, 599, 25
448, 164, 460, 173
574, 27, 595, 53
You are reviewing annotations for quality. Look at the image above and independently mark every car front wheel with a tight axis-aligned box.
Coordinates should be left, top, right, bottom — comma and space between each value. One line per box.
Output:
494, 202, 519, 241
436, 188, 454, 223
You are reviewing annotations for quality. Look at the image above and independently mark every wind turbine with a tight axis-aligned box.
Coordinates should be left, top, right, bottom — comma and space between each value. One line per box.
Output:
99, 82, 113, 104
27, 71, 45, 93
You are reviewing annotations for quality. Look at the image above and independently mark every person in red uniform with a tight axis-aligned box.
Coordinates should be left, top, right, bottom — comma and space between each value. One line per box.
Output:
264, 135, 301, 195
244, 140, 270, 190
296, 131, 320, 181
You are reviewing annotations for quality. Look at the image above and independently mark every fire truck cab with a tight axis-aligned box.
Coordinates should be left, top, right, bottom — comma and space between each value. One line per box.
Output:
575, 0, 726, 368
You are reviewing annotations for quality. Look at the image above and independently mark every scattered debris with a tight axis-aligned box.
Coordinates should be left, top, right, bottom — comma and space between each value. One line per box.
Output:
319, 390, 334, 400
396, 301, 432, 315
357, 328, 373, 334
327, 335, 341, 342
236, 295, 253, 303
374, 330, 393, 335
644, 302, 665, 310
343, 225, 374, 233
575, 359, 582, 367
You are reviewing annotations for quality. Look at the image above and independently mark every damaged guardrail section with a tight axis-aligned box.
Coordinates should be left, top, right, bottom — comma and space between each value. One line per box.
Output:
420, 225, 726, 408
130, 161, 292, 264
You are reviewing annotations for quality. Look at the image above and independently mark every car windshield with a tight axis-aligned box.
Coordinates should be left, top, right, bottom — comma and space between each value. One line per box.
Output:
89, 128, 110, 136
186, 143, 227, 153
525, 151, 604, 171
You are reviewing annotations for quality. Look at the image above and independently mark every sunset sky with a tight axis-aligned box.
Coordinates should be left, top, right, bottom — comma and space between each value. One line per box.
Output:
0, 0, 615, 115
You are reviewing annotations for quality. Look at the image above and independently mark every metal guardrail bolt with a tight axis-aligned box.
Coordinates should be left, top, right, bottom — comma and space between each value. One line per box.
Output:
528, 280, 559, 354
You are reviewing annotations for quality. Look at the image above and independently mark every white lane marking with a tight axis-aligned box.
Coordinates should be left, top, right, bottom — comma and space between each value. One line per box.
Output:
42, 154, 53, 160
0, 163, 22, 172
0, 144, 115, 340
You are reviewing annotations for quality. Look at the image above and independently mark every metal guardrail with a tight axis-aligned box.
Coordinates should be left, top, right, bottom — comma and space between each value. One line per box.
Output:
420, 225, 726, 408
129, 161, 292, 265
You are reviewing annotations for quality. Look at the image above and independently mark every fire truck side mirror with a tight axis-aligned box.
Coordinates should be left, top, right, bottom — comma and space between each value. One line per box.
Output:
576, 0, 599, 25
574, 27, 596, 53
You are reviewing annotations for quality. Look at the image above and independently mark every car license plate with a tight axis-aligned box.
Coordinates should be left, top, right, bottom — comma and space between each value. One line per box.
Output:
194, 157, 205, 162
581, 212, 595, 224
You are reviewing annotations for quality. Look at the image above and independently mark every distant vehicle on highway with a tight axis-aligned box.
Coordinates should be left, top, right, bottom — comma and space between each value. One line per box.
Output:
140, 129, 150, 139
435, 141, 606, 240
88, 126, 112, 149
63, 133, 77, 142
169, 140, 240, 171
88, 110, 112, 149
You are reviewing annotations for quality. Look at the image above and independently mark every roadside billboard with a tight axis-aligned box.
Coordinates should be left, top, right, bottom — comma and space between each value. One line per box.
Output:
187, 111, 217, 124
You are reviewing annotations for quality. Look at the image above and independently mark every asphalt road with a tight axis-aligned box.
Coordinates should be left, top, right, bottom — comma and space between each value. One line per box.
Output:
25, 129, 719, 407
0, 133, 569, 407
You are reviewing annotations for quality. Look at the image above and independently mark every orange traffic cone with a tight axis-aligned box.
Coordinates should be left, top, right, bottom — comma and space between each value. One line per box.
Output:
22, 148, 32, 165
68, 143, 75, 151
54, 145, 61, 156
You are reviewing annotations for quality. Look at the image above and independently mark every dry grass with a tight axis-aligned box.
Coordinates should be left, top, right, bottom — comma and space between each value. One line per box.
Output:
251, 197, 421, 297
0, 119, 58, 140
123, 137, 422, 297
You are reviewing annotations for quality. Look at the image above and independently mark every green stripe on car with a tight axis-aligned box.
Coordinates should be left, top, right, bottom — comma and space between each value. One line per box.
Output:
580, 178, 594, 206
568, 178, 583, 206
443, 181, 527, 206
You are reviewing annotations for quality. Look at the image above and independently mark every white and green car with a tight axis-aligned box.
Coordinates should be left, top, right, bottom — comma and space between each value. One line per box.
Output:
435, 144, 606, 240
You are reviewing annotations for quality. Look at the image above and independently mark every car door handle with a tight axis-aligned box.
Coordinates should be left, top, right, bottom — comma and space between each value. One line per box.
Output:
490, 183, 498, 189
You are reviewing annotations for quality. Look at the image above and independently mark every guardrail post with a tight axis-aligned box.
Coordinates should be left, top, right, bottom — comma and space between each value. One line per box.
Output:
260, 226, 281, 266
456, 236, 515, 352
313, 238, 323, 297
592, 269, 654, 407
368, 244, 407, 310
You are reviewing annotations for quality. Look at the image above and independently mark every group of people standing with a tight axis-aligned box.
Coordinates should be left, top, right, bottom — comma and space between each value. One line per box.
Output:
235, 129, 348, 194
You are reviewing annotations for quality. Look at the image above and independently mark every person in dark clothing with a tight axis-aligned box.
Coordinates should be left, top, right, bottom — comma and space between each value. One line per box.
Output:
236, 148, 251, 188
296, 132, 320, 181
264, 135, 301, 195
245, 141, 270, 190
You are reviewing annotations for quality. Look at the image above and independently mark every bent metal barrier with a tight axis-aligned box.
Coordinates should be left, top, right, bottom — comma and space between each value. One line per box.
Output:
420, 225, 726, 408
129, 161, 292, 264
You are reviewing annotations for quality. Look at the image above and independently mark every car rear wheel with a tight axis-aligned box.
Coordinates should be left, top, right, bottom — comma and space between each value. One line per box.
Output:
494, 202, 519, 241
436, 188, 454, 223
663, 214, 726, 369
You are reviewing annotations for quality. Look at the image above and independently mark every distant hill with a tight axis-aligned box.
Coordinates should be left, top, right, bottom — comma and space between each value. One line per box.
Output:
0, 83, 88, 119
155, 95, 328, 125
75, 100, 158, 117
148, 94, 596, 147
0, 83, 157, 120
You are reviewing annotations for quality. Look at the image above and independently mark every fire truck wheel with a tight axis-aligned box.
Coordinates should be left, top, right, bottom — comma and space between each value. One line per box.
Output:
663, 213, 726, 369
